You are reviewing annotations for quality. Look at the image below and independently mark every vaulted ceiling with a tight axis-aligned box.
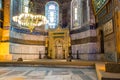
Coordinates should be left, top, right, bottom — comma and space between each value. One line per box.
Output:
30, 0, 72, 14
32, 0, 72, 4
27, 0, 71, 30
31, 0, 72, 8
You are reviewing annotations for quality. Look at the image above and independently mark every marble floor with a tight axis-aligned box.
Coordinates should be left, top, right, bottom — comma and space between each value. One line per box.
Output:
0, 67, 97, 80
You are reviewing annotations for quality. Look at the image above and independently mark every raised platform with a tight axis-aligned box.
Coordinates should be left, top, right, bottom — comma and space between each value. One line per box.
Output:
0, 59, 96, 68
95, 63, 120, 80
1, 59, 120, 80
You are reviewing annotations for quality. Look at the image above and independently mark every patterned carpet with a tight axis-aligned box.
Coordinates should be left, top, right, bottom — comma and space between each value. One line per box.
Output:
0, 67, 97, 80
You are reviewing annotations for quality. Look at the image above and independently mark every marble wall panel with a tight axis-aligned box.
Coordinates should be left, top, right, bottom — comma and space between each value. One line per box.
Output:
10, 30, 45, 41
10, 43, 45, 54
12, 54, 41, 60
10, 29, 46, 60
71, 42, 98, 60
104, 34, 116, 53
71, 30, 96, 40
71, 27, 98, 60
72, 53, 104, 60
72, 43, 97, 54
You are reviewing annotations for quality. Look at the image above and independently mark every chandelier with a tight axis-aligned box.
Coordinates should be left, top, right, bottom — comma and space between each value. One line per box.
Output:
12, 13, 48, 32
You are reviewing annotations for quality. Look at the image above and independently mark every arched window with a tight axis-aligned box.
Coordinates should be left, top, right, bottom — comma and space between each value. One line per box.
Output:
71, 0, 82, 29
45, 1, 59, 29
23, 0, 29, 13
71, 0, 89, 30
0, 0, 3, 28
0, 0, 2, 9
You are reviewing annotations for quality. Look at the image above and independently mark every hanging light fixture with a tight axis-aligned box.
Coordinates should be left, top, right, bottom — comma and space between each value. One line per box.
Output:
12, 13, 48, 32
12, 0, 48, 32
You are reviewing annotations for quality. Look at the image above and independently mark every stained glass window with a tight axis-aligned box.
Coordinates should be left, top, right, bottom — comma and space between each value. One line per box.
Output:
23, 0, 29, 13
71, 0, 89, 29
0, 0, 2, 9
0, 0, 3, 28
71, 0, 82, 29
45, 1, 59, 29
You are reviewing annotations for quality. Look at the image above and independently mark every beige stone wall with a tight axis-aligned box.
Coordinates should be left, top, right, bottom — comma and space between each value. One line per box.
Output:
2, 0, 10, 41
3, 0, 10, 27
115, 0, 120, 60
96, 25, 116, 53
104, 33, 116, 53
10, 43, 45, 60
0, 28, 2, 41
96, 24, 116, 61
0, 43, 12, 60
94, 0, 119, 62
0, 0, 11, 61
